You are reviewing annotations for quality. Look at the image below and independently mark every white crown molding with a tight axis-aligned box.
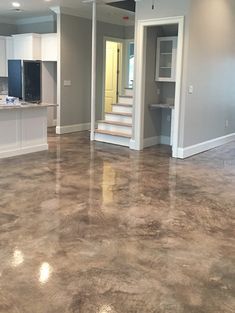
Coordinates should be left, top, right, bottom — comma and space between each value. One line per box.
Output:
50, 6, 61, 15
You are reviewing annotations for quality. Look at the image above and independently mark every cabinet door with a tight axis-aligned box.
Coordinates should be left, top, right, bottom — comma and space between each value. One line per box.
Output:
12, 34, 41, 61
155, 37, 178, 82
13, 35, 33, 60
6, 37, 13, 76
41, 34, 57, 61
0, 37, 7, 77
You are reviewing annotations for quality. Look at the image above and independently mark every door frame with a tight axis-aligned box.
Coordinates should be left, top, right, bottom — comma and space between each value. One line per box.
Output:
102, 37, 124, 118
131, 16, 185, 158
124, 39, 135, 88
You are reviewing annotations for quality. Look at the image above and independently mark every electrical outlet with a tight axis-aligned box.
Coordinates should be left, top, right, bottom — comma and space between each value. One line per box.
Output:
225, 120, 229, 128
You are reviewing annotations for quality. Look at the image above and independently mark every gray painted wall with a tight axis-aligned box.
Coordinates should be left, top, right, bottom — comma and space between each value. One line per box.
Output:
60, 14, 92, 127
60, 14, 133, 127
0, 23, 17, 36
137, 0, 235, 148
124, 26, 135, 39
16, 21, 56, 34
183, 0, 235, 146
0, 19, 56, 36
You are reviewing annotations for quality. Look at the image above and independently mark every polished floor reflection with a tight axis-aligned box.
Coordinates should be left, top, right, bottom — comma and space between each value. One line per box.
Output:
0, 131, 234, 313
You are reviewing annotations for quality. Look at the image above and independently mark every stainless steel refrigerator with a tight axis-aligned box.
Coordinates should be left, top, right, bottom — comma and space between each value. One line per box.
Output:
8, 60, 41, 103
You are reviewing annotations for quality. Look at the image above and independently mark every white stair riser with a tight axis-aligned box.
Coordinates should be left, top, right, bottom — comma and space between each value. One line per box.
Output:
98, 123, 132, 135
112, 105, 132, 114
118, 96, 133, 105
95, 133, 130, 147
105, 114, 132, 124
125, 89, 134, 97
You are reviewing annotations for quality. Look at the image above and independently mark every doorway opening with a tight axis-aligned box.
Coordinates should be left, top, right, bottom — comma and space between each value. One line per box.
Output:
104, 40, 123, 114
127, 41, 134, 88
133, 17, 184, 158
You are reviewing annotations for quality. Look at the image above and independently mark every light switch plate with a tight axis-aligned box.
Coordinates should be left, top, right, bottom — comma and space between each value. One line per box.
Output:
64, 80, 72, 87
188, 85, 194, 94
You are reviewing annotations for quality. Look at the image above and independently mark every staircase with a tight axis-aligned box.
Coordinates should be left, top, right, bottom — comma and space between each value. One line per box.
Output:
95, 88, 133, 147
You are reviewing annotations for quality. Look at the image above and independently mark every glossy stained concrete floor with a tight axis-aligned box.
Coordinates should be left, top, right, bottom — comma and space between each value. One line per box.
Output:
0, 131, 234, 313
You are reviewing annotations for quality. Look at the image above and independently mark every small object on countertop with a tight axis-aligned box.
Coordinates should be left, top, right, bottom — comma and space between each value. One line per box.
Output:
6, 97, 19, 105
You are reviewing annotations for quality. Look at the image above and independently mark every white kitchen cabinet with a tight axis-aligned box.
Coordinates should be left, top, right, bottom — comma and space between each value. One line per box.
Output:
41, 33, 57, 61
155, 36, 178, 82
0, 37, 7, 77
12, 33, 41, 60
5, 37, 13, 76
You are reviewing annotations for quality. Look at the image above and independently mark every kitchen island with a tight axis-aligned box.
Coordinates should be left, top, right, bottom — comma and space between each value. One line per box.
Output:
0, 103, 57, 159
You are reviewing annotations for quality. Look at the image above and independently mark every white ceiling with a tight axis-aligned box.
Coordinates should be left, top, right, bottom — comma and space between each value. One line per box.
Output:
0, 0, 135, 26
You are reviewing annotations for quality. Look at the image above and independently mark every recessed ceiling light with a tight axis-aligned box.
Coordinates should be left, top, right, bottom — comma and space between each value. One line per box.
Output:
12, 2, 21, 8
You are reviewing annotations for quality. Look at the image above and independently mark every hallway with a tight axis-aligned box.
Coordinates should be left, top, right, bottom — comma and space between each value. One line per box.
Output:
0, 131, 234, 313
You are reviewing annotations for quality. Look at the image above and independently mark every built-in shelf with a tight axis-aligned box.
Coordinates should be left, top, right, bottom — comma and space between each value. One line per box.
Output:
155, 36, 178, 82
149, 103, 174, 110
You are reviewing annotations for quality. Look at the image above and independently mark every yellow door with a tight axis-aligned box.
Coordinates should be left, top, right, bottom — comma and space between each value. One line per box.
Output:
105, 41, 119, 113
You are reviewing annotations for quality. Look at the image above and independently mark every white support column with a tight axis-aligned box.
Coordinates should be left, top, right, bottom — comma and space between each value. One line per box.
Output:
90, 0, 97, 141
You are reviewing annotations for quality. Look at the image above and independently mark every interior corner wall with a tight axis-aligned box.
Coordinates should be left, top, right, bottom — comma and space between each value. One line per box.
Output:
182, 0, 235, 147
59, 14, 127, 128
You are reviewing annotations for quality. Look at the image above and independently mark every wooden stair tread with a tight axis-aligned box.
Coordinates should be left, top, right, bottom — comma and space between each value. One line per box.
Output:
105, 112, 132, 116
112, 103, 133, 107
119, 95, 133, 99
95, 129, 131, 138
99, 120, 132, 127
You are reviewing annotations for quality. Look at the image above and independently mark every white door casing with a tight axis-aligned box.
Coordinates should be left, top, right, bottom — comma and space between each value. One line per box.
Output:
131, 16, 185, 158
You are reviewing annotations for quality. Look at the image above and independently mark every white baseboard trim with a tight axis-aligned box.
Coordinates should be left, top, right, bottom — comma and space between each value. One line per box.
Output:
56, 123, 91, 134
177, 133, 235, 159
143, 135, 171, 148
0, 144, 48, 159
129, 139, 142, 150
143, 136, 160, 148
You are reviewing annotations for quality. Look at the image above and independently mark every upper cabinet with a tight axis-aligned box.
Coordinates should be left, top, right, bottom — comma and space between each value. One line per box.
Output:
0, 37, 7, 77
0, 33, 57, 77
155, 36, 178, 82
12, 33, 41, 60
11, 33, 57, 62
41, 33, 57, 62
0, 36, 13, 77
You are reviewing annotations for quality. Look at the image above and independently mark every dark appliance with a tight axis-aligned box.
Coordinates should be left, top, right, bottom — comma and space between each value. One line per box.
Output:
107, 0, 135, 12
8, 60, 41, 103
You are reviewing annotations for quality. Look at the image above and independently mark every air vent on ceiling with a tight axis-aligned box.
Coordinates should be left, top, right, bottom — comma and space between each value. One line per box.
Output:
107, 0, 136, 12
